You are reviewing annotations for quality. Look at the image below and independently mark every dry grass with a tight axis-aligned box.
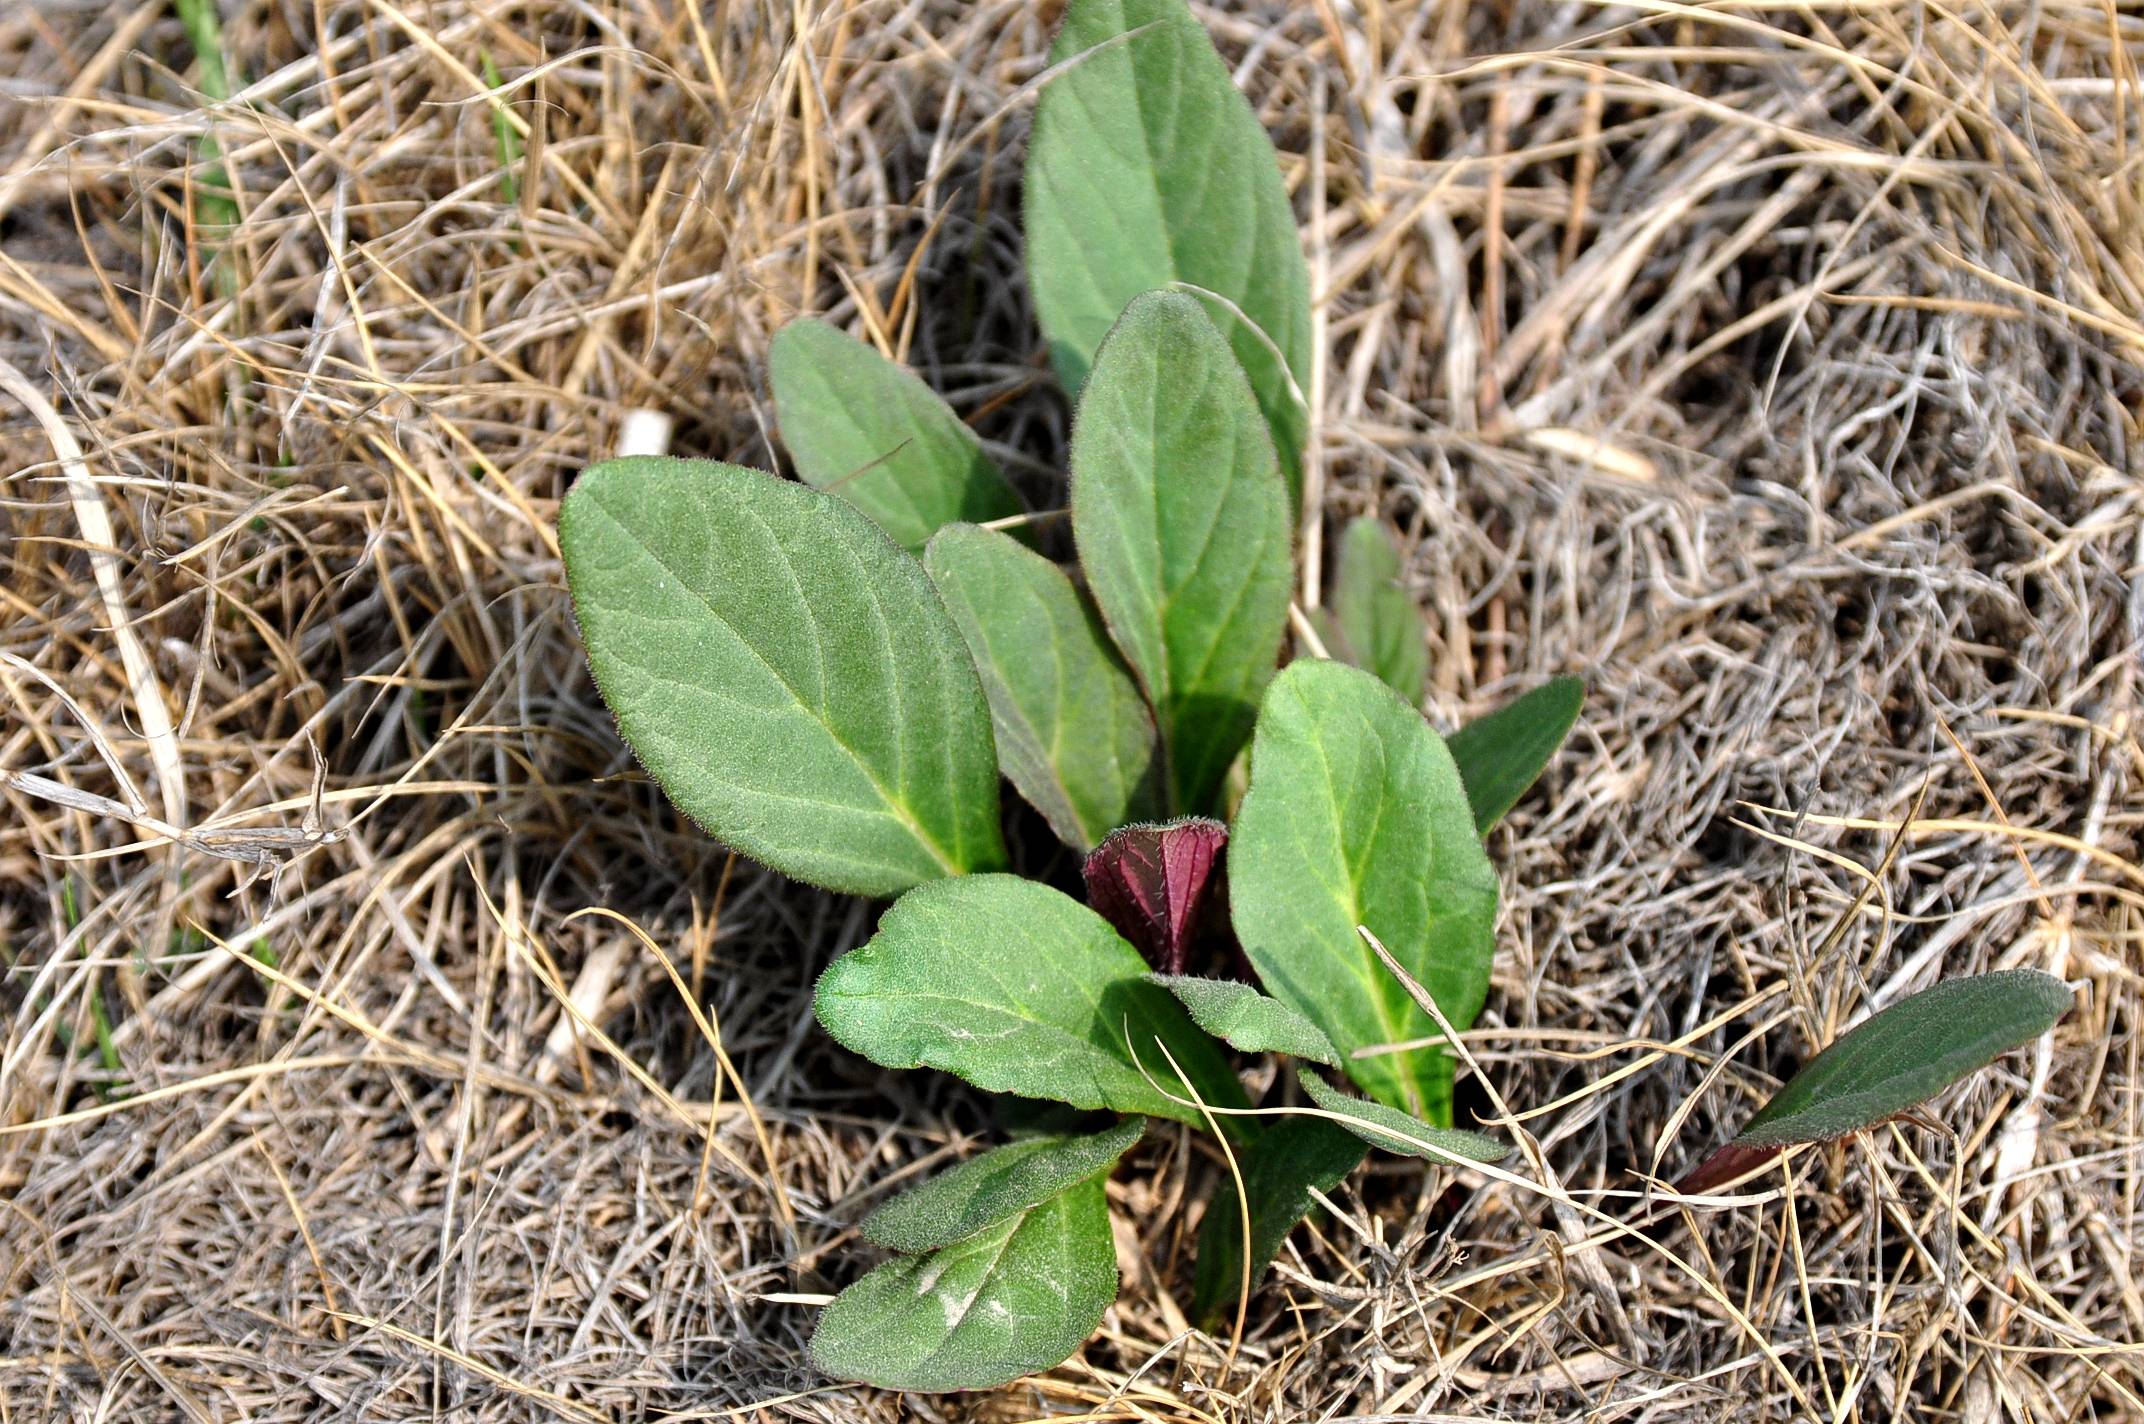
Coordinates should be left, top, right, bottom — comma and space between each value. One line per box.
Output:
2, 0, 2139, 1419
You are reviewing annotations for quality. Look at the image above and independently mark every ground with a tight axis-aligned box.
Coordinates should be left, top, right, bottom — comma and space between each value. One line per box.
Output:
1, 1, 2138, 1420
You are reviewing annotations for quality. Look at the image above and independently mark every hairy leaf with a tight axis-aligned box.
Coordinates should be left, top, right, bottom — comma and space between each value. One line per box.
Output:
1733, 969, 2071, 1148
560, 458, 1003, 897
1071, 291, 1291, 814
1446, 676, 1584, 834
1325, 517, 1427, 706
1147, 974, 1339, 1066
815, 875, 1247, 1127
1230, 660, 1497, 1122
1298, 1074, 1508, 1164
1027, 0, 1313, 496
1083, 818, 1227, 972
770, 319, 1023, 551
864, 1118, 1146, 1252
1190, 1115, 1366, 1324
810, 1174, 1115, 1391
924, 524, 1160, 848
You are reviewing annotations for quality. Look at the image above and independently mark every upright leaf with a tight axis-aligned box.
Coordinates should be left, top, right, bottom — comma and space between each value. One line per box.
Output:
1147, 975, 1338, 1066
864, 1118, 1146, 1252
814, 875, 1247, 1127
924, 524, 1160, 848
1027, 0, 1313, 496
1733, 969, 2071, 1148
1298, 1073, 1508, 1164
811, 1174, 1116, 1391
770, 318, 1024, 552
1446, 675, 1584, 834
1230, 660, 1497, 1123
1678, 969, 2070, 1194
1190, 1115, 1366, 1324
1325, 516, 1428, 706
560, 458, 1004, 897
1071, 291, 1291, 814
1083, 818, 1227, 973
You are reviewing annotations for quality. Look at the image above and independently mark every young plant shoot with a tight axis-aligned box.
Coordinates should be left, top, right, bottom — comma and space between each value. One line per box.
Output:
556, 0, 2063, 1396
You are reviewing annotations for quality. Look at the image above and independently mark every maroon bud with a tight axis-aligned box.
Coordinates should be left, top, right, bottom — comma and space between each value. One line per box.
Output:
1082, 817, 1227, 973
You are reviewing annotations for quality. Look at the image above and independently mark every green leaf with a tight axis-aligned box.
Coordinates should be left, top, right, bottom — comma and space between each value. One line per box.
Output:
1027, 0, 1313, 498
1298, 1073, 1508, 1164
1146, 974, 1339, 1066
560, 457, 1004, 897
864, 1118, 1145, 1253
814, 874, 1248, 1127
1733, 969, 2072, 1149
923, 524, 1161, 849
810, 1174, 1116, 1391
1230, 660, 1497, 1123
1325, 517, 1427, 706
1070, 291, 1292, 815
1190, 1114, 1366, 1324
1446, 675, 1584, 835
769, 318, 1024, 552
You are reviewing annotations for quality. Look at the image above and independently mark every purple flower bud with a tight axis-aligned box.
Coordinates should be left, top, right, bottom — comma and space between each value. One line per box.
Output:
1082, 817, 1227, 973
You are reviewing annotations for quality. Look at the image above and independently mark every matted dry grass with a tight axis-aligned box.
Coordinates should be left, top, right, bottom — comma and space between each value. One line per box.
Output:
1, 0, 2139, 1419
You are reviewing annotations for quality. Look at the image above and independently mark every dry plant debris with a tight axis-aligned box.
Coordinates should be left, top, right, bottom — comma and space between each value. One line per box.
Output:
0, 0, 2137, 1419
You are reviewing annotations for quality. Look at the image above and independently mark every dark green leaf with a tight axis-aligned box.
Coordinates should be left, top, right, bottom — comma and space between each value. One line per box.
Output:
1446, 675, 1584, 835
1146, 974, 1339, 1065
1071, 291, 1291, 814
1733, 969, 2071, 1148
864, 1118, 1145, 1252
560, 458, 1003, 897
810, 1174, 1116, 1391
814, 874, 1248, 1127
924, 524, 1161, 848
1027, 0, 1313, 497
1230, 660, 1497, 1122
770, 318, 1023, 551
1326, 517, 1427, 706
1298, 1073, 1508, 1164
1190, 1114, 1366, 1324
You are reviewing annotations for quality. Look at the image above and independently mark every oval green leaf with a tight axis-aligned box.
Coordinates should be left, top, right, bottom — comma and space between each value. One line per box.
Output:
1298, 1073, 1508, 1164
1027, 0, 1313, 497
1445, 675, 1584, 835
863, 1118, 1145, 1253
1190, 1114, 1366, 1325
814, 874, 1247, 1127
923, 524, 1161, 849
1230, 660, 1497, 1123
769, 318, 1023, 552
560, 457, 1004, 897
1146, 974, 1339, 1066
1732, 969, 2071, 1149
1326, 516, 1428, 706
1070, 291, 1291, 816
810, 1174, 1116, 1392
